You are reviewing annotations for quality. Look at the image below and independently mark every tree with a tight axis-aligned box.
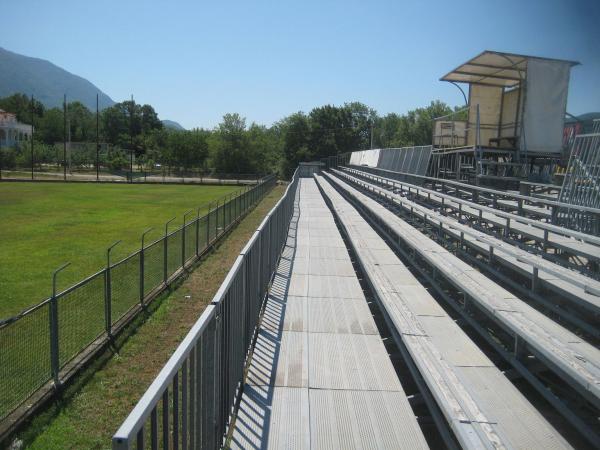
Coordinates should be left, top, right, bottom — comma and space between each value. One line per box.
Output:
308, 105, 343, 158
0, 93, 44, 125
0, 92, 461, 179
101, 100, 163, 152
409, 100, 453, 145
140, 104, 163, 134
66, 101, 94, 142
37, 108, 63, 144
279, 112, 311, 177
211, 113, 254, 174
168, 129, 210, 172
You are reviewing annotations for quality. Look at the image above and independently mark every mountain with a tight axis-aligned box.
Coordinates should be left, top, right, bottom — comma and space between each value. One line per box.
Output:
0, 47, 114, 111
162, 119, 185, 130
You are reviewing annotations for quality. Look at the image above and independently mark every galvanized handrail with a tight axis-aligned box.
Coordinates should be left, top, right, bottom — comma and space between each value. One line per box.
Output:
350, 163, 600, 214
333, 169, 600, 297
111, 169, 298, 449
342, 166, 600, 247
112, 304, 217, 446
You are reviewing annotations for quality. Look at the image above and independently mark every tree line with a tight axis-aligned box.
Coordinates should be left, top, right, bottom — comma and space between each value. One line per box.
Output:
0, 93, 461, 177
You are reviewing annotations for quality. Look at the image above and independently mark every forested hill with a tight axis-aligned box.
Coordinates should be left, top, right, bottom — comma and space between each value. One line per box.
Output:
0, 47, 114, 111
162, 119, 185, 130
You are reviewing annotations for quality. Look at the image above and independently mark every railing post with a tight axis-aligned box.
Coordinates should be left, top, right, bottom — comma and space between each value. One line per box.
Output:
106, 241, 121, 337
140, 228, 154, 305
50, 262, 70, 388
164, 217, 176, 284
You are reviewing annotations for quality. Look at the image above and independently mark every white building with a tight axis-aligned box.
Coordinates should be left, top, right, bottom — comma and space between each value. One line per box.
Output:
0, 109, 32, 148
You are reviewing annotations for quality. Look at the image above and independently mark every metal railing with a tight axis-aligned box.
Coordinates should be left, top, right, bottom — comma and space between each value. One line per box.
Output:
332, 168, 600, 326
349, 164, 600, 235
558, 124, 600, 230
111, 169, 298, 449
340, 166, 600, 269
0, 175, 276, 435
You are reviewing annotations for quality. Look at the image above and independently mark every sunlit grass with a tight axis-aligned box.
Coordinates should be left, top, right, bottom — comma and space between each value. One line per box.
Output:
0, 182, 240, 318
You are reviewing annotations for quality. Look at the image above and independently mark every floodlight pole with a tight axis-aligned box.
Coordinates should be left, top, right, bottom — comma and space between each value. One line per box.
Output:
63, 94, 67, 181
129, 94, 134, 183
31, 95, 34, 180
96, 93, 99, 182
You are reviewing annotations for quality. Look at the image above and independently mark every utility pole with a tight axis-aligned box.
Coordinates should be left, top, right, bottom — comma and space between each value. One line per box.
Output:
63, 94, 67, 181
96, 93, 99, 182
129, 94, 134, 182
370, 120, 374, 149
31, 95, 34, 180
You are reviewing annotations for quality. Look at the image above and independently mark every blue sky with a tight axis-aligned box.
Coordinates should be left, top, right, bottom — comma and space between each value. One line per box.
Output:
3, 0, 599, 129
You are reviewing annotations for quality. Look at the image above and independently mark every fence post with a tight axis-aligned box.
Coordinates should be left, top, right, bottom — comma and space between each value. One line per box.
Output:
229, 193, 233, 224
225, 195, 229, 227
242, 186, 248, 212
195, 207, 201, 257
206, 203, 212, 247
182, 210, 193, 268
215, 200, 219, 238
224, 195, 228, 228
106, 241, 121, 337
222, 200, 226, 233
50, 262, 70, 388
234, 191, 238, 221
140, 228, 153, 305
164, 217, 176, 284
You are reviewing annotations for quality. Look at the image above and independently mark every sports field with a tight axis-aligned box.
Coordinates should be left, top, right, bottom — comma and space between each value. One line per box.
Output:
0, 182, 240, 318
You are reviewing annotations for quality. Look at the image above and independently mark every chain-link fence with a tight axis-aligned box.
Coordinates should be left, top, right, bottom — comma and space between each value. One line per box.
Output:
0, 143, 263, 185
0, 174, 276, 433
112, 169, 298, 450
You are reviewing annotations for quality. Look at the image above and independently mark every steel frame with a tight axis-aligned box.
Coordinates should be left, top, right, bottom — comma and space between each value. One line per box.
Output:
314, 177, 461, 450
345, 166, 600, 275
325, 171, 600, 448
336, 170, 599, 339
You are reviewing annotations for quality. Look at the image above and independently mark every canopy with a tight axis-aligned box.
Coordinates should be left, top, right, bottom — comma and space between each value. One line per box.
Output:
440, 50, 578, 88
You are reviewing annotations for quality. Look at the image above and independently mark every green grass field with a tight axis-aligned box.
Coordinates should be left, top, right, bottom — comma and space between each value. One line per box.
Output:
0, 182, 240, 318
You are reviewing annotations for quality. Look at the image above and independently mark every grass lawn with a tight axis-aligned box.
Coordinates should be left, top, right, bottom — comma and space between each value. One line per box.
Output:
17, 185, 285, 450
0, 182, 240, 318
